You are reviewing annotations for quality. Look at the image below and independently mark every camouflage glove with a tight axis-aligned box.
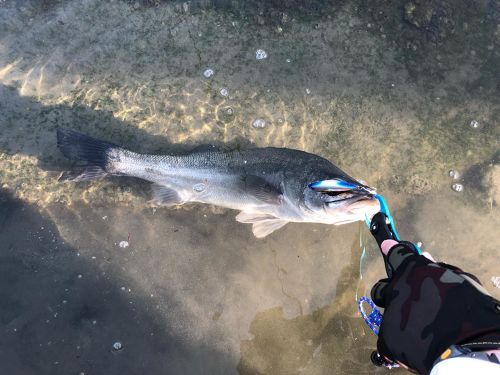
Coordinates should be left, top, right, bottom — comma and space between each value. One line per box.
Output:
370, 241, 500, 374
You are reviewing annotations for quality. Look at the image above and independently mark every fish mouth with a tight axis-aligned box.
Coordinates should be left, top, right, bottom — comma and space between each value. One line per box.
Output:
307, 177, 379, 224
323, 193, 380, 224
323, 190, 369, 202
321, 184, 376, 204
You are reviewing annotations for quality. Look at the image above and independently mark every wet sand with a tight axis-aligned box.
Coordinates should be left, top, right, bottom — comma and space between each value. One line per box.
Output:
0, 1, 499, 374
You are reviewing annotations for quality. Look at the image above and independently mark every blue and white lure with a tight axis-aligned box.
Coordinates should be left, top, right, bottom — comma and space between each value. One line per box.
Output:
309, 178, 376, 195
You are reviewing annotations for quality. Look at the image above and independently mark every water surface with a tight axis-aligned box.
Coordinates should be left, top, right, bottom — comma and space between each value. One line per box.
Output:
0, 1, 499, 374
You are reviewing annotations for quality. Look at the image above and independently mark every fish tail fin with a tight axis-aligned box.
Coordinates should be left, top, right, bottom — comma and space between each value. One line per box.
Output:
57, 128, 119, 181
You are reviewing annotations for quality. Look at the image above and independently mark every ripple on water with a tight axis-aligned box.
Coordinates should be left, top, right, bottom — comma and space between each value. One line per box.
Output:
255, 49, 268, 60
203, 68, 214, 78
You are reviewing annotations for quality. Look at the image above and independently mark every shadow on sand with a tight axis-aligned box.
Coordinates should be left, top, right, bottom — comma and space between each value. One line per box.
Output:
0, 187, 234, 374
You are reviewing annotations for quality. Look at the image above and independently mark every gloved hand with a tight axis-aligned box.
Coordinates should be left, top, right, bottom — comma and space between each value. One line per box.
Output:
371, 239, 434, 307
368, 239, 500, 375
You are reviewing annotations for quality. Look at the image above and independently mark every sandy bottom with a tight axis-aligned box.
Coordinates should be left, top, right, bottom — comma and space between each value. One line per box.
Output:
0, 0, 498, 374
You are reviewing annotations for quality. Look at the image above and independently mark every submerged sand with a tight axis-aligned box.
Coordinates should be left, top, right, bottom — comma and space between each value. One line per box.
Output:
0, 1, 498, 374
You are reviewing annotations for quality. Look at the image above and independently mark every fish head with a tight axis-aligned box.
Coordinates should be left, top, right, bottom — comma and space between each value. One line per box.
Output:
303, 178, 380, 225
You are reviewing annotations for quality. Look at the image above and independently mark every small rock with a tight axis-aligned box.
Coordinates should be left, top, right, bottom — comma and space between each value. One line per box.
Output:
119, 241, 129, 248
112, 341, 123, 351
219, 88, 229, 97
451, 183, 463, 192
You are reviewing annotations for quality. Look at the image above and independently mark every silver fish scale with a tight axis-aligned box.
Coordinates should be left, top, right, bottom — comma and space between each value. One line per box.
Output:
58, 130, 379, 237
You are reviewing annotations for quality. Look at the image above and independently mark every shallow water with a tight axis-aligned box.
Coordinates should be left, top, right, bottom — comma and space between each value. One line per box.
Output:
0, 1, 499, 374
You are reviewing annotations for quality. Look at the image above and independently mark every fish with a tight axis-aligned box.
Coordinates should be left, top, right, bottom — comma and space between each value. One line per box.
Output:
56, 129, 380, 238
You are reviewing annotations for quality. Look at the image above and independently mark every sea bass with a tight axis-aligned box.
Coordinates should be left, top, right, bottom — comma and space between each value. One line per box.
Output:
57, 129, 380, 238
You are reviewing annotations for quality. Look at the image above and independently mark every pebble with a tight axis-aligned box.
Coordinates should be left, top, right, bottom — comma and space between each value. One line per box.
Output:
219, 88, 229, 97
469, 120, 480, 129
203, 68, 214, 78
255, 49, 268, 60
119, 240, 129, 248
112, 341, 123, 351
305, 88, 311, 94
491, 276, 500, 289
224, 107, 233, 116
448, 170, 460, 179
286, 58, 291, 63
252, 118, 266, 128
451, 183, 464, 192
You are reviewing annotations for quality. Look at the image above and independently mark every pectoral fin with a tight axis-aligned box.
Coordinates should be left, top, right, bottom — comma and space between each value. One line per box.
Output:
150, 183, 183, 206
236, 211, 288, 237
252, 219, 288, 238
236, 211, 277, 223
240, 175, 283, 204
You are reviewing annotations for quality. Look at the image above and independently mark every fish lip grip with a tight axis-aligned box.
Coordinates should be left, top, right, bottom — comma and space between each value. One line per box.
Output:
370, 195, 401, 246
